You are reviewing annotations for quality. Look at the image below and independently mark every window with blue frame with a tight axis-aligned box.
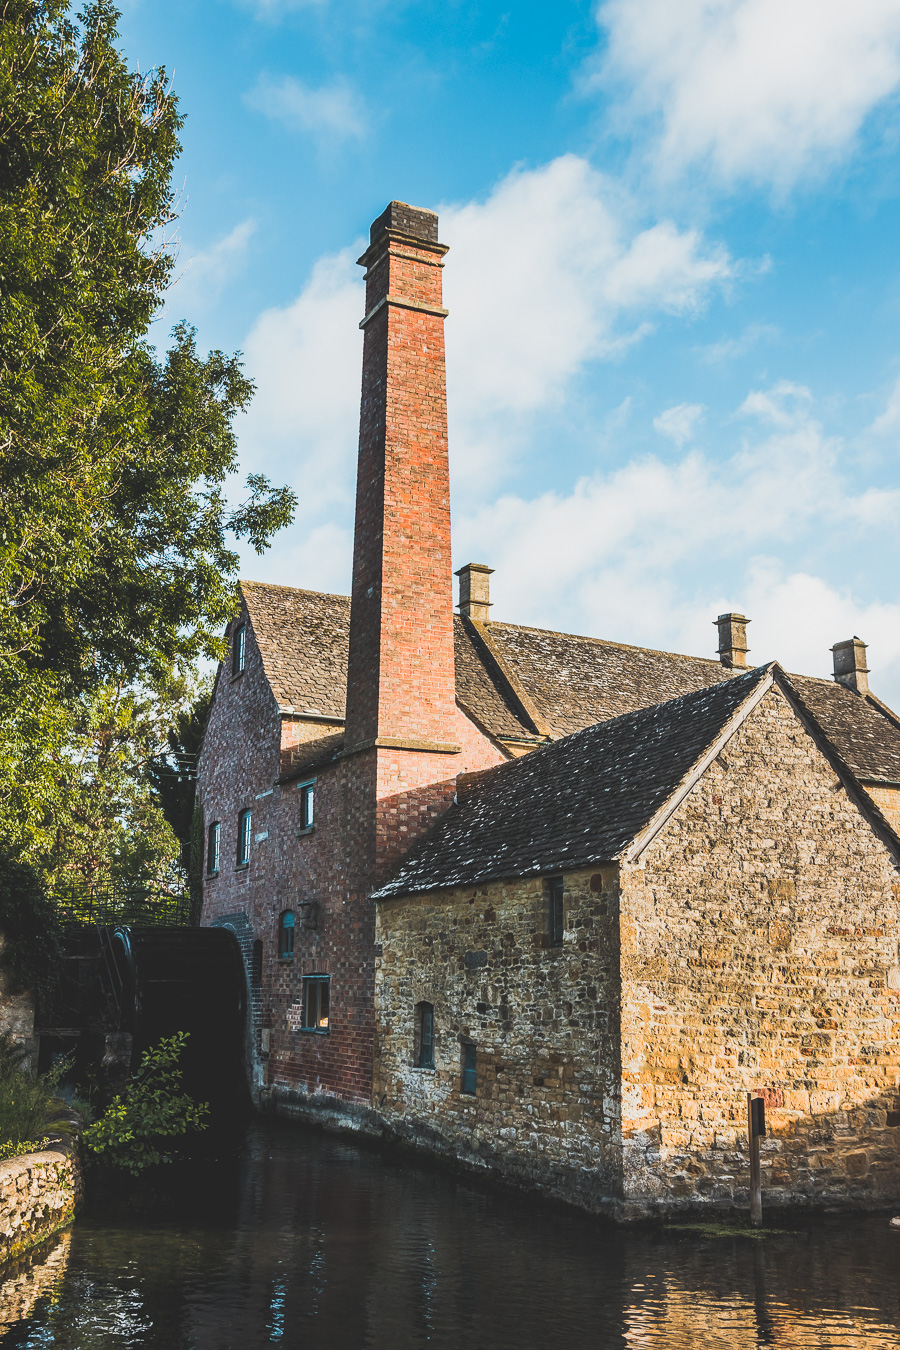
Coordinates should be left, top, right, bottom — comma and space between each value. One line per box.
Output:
237, 808, 251, 866
461, 1042, 477, 1095
279, 910, 295, 959
207, 821, 220, 875
298, 781, 315, 830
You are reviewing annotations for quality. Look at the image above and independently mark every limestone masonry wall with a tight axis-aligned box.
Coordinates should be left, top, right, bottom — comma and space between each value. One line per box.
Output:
374, 866, 623, 1212
620, 684, 900, 1216
0, 1143, 81, 1267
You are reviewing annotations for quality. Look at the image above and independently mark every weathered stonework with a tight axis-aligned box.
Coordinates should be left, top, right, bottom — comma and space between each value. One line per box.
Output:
0, 1142, 82, 1267
374, 686, 900, 1218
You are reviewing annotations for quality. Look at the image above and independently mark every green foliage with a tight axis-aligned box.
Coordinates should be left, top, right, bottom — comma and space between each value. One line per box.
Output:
0, 1, 295, 858
82, 1031, 208, 1173
147, 686, 211, 882
0, 1033, 71, 1148
0, 1136, 50, 1161
0, 849, 63, 1009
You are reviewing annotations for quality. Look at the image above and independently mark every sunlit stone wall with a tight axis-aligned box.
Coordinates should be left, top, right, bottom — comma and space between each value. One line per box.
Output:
0, 1144, 82, 1266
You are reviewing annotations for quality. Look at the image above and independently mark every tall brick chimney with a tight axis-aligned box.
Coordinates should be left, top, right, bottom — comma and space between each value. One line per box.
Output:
345, 201, 458, 752
832, 637, 869, 694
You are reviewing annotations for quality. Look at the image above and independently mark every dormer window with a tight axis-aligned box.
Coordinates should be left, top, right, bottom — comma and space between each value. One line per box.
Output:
232, 623, 246, 676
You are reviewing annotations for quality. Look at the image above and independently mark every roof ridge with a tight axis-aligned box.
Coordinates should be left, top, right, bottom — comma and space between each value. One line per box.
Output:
240, 580, 350, 603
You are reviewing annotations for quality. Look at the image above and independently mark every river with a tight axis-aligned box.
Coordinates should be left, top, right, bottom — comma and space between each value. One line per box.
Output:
2, 1119, 899, 1348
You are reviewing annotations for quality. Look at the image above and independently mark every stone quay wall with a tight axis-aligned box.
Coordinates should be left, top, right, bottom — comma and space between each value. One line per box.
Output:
0, 1141, 82, 1267
619, 684, 900, 1217
374, 866, 624, 1214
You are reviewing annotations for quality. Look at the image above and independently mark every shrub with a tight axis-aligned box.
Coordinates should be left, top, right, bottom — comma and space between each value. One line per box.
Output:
0, 1033, 71, 1149
82, 1032, 208, 1174
0, 850, 63, 1014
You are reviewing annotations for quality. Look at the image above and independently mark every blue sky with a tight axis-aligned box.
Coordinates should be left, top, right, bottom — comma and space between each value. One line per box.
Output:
124, 0, 900, 701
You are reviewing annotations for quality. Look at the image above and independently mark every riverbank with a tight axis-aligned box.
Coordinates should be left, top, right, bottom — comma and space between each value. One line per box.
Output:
0, 1132, 82, 1266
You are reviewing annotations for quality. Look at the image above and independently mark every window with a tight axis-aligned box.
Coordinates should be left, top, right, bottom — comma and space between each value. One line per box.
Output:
302, 975, 330, 1031
298, 781, 315, 830
461, 1042, 477, 1095
207, 822, 220, 876
415, 1002, 435, 1069
232, 623, 246, 676
278, 910, 295, 959
237, 809, 252, 866
548, 876, 564, 947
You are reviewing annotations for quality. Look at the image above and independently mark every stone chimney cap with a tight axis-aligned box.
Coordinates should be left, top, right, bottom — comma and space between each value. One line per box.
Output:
831, 636, 869, 694
456, 562, 493, 622
370, 201, 439, 245
714, 612, 750, 669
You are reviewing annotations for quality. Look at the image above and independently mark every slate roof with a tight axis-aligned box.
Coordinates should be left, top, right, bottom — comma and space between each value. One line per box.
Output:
239, 581, 900, 784
373, 666, 772, 898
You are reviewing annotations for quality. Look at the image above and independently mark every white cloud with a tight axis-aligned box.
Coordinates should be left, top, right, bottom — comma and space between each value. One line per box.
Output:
235, 246, 363, 589
454, 380, 900, 698
594, 0, 900, 189
872, 374, 900, 435
653, 402, 705, 446
167, 218, 256, 316
245, 74, 367, 142
440, 155, 732, 488
697, 322, 779, 364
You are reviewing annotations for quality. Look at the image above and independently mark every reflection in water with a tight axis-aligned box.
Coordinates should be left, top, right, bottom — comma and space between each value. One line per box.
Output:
1, 1120, 899, 1349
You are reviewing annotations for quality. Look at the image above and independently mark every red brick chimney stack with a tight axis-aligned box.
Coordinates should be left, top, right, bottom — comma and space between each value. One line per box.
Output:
345, 202, 458, 751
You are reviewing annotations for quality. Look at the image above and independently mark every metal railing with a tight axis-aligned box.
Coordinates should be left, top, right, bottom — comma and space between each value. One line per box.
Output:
50, 880, 193, 929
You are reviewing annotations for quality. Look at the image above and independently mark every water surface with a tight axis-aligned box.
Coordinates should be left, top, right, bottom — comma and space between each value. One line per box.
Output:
2, 1120, 900, 1348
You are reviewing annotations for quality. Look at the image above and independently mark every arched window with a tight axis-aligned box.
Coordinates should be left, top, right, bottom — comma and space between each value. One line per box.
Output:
237, 809, 252, 866
415, 1001, 435, 1069
278, 910, 295, 959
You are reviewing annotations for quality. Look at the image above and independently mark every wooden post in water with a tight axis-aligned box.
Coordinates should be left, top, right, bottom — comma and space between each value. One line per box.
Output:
747, 1092, 765, 1227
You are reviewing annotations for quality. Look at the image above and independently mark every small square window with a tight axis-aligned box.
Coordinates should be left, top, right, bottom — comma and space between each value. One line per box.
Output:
237, 808, 252, 866
461, 1042, 477, 1095
302, 976, 330, 1031
278, 910, 295, 959
207, 822, 220, 876
232, 623, 247, 676
548, 876, 564, 947
298, 782, 315, 830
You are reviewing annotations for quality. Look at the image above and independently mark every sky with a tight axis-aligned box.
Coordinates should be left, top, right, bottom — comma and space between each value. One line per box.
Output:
123, 0, 900, 702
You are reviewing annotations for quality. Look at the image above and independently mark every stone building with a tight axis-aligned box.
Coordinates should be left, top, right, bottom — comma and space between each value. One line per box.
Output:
198, 200, 900, 1214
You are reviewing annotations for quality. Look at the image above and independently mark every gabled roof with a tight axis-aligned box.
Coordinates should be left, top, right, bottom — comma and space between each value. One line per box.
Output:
238, 580, 900, 784
372, 665, 900, 899
371, 666, 773, 898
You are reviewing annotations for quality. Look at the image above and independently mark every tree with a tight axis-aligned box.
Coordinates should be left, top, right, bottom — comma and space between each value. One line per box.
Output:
0, 1, 295, 854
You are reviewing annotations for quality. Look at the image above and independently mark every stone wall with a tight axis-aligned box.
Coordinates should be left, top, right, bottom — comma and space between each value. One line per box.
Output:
0, 1142, 81, 1267
619, 683, 900, 1216
374, 866, 623, 1212
374, 684, 900, 1219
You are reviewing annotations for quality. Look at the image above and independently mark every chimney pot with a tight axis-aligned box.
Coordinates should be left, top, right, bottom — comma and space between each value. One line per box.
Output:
456, 563, 493, 622
715, 613, 750, 669
369, 200, 439, 246
831, 636, 869, 694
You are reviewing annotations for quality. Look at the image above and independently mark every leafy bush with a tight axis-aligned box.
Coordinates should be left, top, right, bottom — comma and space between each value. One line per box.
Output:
82, 1032, 208, 1174
0, 1033, 72, 1149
